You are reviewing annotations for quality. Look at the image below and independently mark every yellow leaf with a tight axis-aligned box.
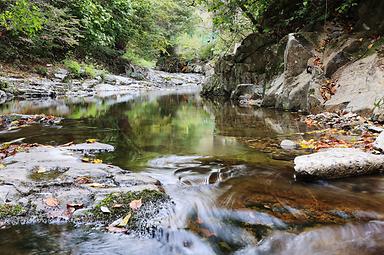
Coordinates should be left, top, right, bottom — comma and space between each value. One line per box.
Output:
0, 163, 5, 169
118, 213, 132, 227
299, 139, 315, 149
86, 138, 97, 143
91, 159, 103, 164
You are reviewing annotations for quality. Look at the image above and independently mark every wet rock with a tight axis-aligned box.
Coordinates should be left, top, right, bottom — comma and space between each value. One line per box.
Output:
280, 140, 297, 150
65, 142, 114, 154
294, 148, 384, 179
0, 143, 170, 232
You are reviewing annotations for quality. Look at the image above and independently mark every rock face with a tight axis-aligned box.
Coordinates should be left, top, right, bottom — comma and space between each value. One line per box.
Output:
294, 148, 384, 179
202, 1, 384, 116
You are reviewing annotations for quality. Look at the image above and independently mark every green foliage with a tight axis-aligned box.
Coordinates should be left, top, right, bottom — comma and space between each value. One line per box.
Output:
63, 59, 82, 78
0, 0, 44, 36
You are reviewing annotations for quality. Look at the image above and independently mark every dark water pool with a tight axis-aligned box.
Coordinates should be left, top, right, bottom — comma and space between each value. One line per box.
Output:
0, 89, 384, 255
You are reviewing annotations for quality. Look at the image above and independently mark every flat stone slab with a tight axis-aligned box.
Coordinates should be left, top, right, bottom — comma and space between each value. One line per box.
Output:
0, 143, 170, 235
294, 148, 384, 179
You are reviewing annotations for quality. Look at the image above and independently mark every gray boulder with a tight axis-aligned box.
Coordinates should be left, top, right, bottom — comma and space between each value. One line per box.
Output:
373, 131, 384, 151
294, 148, 384, 179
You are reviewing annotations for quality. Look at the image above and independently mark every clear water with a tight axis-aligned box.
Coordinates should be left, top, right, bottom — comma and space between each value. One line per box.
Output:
1, 88, 384, 255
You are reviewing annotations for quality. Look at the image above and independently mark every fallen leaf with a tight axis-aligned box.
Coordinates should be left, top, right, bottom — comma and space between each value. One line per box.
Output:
86, 138, 97, 143
88, 183, 106, 188
75, 176, 93, 184
118, 213, 132, 227
368, 43, 374, 49
82, 157, 90, 163
67, 203, 84, 210
112, 204, 123, 208
106, 226, 127, 233
200, 228, 215, 238
129, 199, 142, 211
91, 159, 103, 164
100, 206, 111, 213
44, 197, 59, 207
36, 166, 47, 173
0, 164, 5, 169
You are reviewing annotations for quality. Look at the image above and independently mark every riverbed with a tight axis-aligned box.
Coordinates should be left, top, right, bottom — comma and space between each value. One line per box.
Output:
0, 86, 384, 255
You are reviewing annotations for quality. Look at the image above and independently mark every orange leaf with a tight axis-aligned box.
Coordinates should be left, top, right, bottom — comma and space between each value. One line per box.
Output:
129, 198, 142, 211
44, 197, 59, 207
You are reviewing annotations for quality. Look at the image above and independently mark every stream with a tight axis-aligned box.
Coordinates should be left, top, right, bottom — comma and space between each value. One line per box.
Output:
0, 86, 384, 255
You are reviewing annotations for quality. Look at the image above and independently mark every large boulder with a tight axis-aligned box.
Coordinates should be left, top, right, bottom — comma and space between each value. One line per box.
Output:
284, 33, 313, 79
324, 53, 384, 115
294, 148, 384, 179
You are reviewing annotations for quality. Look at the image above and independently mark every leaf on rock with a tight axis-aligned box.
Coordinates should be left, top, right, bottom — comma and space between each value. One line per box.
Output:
67, 203, 84, 210
75, 176, 93, 184
86, 138, 97, 144
106, 226, 127, 233
44, 197, 60, 207
88, 183, 106, 188
91, 159, 103, 164
82, 157, 90, 163
118, 213, 132, 227
129, 198, 142, 211
100, 206, 111, 213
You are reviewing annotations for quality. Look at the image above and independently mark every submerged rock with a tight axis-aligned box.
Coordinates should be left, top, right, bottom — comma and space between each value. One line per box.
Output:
294, 148, 384, 179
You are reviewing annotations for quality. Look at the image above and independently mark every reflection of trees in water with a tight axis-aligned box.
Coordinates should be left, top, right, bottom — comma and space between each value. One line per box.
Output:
84, 94, 214, 169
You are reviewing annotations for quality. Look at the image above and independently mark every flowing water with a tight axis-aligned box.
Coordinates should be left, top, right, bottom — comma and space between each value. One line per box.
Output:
1, 87, 384, 255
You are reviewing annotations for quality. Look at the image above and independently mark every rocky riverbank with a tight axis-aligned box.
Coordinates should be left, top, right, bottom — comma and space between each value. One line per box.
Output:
0, 140, 171, 236
0, 66, 203, 103
0, 67, 204, 233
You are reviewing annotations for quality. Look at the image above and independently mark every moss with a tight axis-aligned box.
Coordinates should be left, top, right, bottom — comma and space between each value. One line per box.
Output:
92, 189, 166, 222
0, 80, 9, 90
0, 204, 25, 218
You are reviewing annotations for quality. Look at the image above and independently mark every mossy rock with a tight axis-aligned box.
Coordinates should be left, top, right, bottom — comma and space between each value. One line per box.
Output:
0, 204, 26, 218
92, 189, 167, 223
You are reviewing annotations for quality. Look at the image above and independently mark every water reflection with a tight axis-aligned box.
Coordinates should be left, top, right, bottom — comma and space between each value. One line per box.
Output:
1, 90, 384, 254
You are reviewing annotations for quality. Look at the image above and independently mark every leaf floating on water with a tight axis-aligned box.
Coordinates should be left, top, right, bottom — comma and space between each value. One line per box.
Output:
44, 197, 60, 207
106, 226, 127, 233
100, 206, 111, 213
86, 138, 97, 144
129, 198, 142, 211
118, 213, 132, 227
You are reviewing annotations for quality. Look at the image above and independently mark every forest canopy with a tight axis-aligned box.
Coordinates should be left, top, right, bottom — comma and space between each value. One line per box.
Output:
0, 0, 361, 69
